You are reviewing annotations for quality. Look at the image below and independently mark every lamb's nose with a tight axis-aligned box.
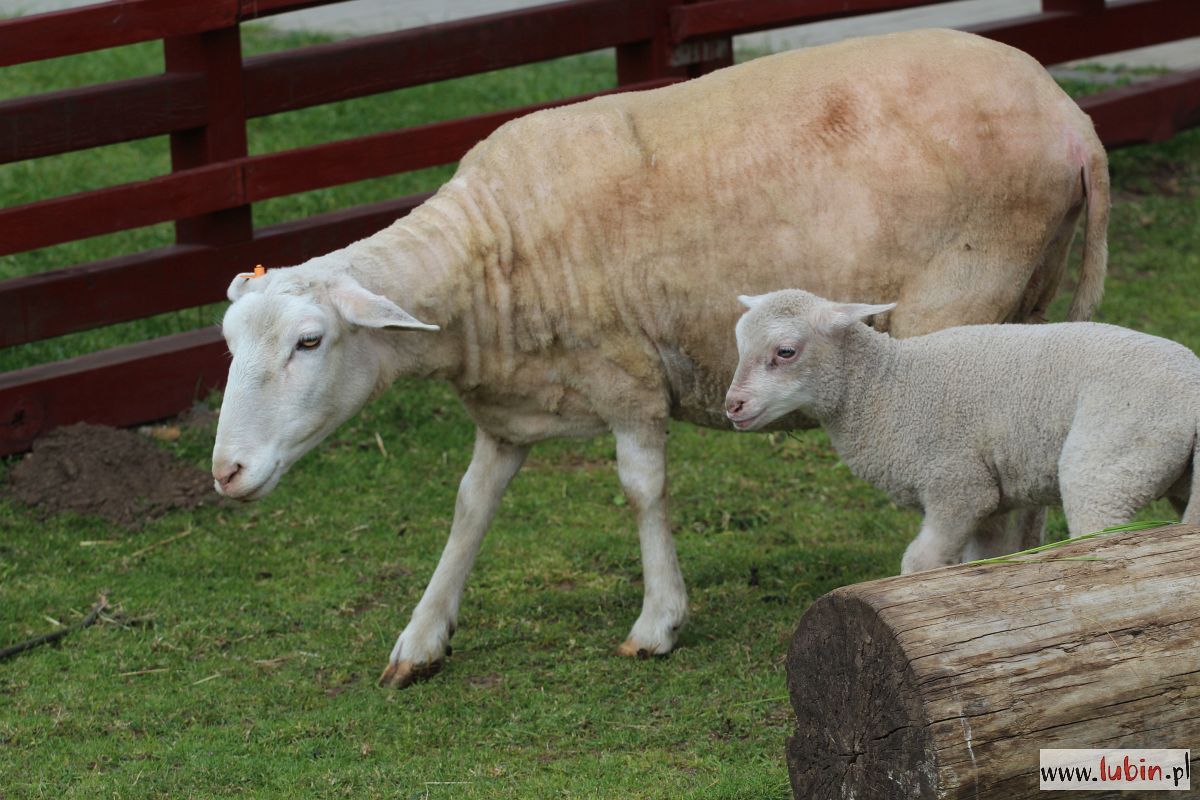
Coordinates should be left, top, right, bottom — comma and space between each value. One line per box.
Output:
726, 397, 745, 416
213, 461, 243, 489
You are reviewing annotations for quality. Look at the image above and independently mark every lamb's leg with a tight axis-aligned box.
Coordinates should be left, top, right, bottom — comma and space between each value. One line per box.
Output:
1170, 497, 1188, 519
1011, 507, 1048, 551
613, 425, 688, 658
888, 257, 1053, 565
1058, 427, 1186, 537
380, 427, 528, 688
1060, 498, 1137, 538
962, 508, 1046, 562
901, 509, 985, 575
961, 513, 1010, 563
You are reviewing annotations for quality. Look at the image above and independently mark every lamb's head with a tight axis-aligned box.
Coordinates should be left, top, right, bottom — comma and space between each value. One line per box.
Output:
212, 266, 438, 501
725, 290, 894, 430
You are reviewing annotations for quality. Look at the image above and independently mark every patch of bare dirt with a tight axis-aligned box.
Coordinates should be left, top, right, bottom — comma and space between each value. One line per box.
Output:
5, 423, 219, 528
468, 672, 504, 690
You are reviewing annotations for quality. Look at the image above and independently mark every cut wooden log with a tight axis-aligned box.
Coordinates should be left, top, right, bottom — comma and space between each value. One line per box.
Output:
786, 523, 1200, 799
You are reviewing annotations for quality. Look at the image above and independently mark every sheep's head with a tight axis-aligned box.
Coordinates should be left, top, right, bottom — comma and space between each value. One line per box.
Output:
724, 290, 894, 430
212, 266, 438, 501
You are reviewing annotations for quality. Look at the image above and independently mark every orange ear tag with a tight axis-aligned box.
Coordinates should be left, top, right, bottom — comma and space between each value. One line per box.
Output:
237, 264, 267, 280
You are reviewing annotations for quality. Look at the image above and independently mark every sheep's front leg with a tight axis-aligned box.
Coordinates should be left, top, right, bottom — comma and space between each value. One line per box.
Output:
613, 426, 689, 658
379, 427, 528, 688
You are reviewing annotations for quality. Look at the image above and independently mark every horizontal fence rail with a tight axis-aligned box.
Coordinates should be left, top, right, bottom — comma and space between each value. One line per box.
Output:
969, 0, 1200, 66
241, 0, 657, 115
0, 73, 207, 164
2, 0, 1200, 455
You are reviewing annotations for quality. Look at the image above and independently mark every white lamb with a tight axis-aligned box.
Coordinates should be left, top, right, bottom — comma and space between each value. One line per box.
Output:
725, 290, 1200, 573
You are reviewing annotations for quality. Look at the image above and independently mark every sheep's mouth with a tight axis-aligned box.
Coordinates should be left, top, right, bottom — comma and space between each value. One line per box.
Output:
728, 410, 764, 431
215, 461, 283, 502
242, 464, 284, 501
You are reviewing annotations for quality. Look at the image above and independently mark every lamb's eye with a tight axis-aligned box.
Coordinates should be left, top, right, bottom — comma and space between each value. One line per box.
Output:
777, 346, 797, 359
297, 334, 322, 351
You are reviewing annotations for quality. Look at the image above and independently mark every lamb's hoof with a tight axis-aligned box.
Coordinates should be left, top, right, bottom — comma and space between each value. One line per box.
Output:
615, 638, 655, 660
378, 658, 443, 689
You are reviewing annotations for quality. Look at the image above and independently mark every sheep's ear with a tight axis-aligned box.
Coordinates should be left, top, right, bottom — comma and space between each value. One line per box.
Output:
820, 301, 897, 334
227, 273, 258, 302
738, 294, 767, 309
330, 277, 439, 331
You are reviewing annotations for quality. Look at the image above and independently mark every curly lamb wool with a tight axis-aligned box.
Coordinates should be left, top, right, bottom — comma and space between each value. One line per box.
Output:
727, 290, 1200, 573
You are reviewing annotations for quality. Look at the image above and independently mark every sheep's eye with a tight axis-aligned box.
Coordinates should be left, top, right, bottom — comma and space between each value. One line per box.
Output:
297, 334, 322, 351
777, 346, 797, 359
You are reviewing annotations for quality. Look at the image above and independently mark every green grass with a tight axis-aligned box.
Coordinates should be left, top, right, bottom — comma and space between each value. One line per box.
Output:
3, 32, 1200, 798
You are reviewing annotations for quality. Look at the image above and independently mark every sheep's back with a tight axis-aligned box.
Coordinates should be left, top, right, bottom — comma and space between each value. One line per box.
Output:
452, 29, 1103, 425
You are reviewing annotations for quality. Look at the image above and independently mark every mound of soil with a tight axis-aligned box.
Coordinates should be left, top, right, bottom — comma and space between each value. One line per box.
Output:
6, 423, 219, 528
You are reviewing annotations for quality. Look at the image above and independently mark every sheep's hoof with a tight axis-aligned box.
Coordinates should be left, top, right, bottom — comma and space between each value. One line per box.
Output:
615, 638, 655, 660
378, 658, 443, 689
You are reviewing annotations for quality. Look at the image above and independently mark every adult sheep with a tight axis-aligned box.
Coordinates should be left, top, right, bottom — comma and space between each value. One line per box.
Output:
211, 29, 1109, 688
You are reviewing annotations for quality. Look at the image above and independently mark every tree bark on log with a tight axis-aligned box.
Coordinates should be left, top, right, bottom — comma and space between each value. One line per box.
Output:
786, 523, 1200, 799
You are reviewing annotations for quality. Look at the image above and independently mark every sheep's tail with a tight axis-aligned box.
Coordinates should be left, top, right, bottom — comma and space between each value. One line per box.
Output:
1181, 427, 1200, 526
1067, 146, 1110, 321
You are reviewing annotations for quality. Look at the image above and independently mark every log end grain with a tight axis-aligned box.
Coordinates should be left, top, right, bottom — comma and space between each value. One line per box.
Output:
787, 591, 936, 800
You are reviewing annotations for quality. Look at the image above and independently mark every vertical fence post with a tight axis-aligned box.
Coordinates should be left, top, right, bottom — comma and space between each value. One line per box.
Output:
164, 25, 252, 247
677, 0, 734, 79
616, 0, 688, 84
618, 0, 734, 87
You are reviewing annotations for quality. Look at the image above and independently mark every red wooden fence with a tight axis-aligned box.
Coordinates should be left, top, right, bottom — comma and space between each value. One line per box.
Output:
2, 0, 1199, 455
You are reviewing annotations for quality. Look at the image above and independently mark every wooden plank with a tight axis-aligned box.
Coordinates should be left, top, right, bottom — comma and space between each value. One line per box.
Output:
971, 0, 1200, 66
0, 194, 431, 347
0, 162, 240, 257
670, 0, 1197, 62
671, 0, 949, 41
0, 327, 229, 456
166, 28, 253, 246
0, 0, 238, 68
1080, 68, 1200, 148
1042, 0, 1105, 11
0, 73, 207, 164
243, 0, 654, 116
237, 0, 334, 19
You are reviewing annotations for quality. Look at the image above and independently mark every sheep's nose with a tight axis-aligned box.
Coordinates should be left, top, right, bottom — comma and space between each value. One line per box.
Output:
213, 461, 243, 490
726, 397, 745, 416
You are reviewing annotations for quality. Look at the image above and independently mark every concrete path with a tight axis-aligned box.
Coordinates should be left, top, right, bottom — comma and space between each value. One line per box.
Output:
2, 0, 1197, 69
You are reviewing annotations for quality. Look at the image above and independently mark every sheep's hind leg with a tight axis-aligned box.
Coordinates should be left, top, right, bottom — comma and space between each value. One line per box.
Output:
379, 427, 528, 688
613, 425, 688, 658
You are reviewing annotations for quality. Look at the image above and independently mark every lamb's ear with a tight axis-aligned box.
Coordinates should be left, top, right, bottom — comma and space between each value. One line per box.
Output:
738, 294, 767, 309
820, 301, 897, 334
330, 277, 439, 331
